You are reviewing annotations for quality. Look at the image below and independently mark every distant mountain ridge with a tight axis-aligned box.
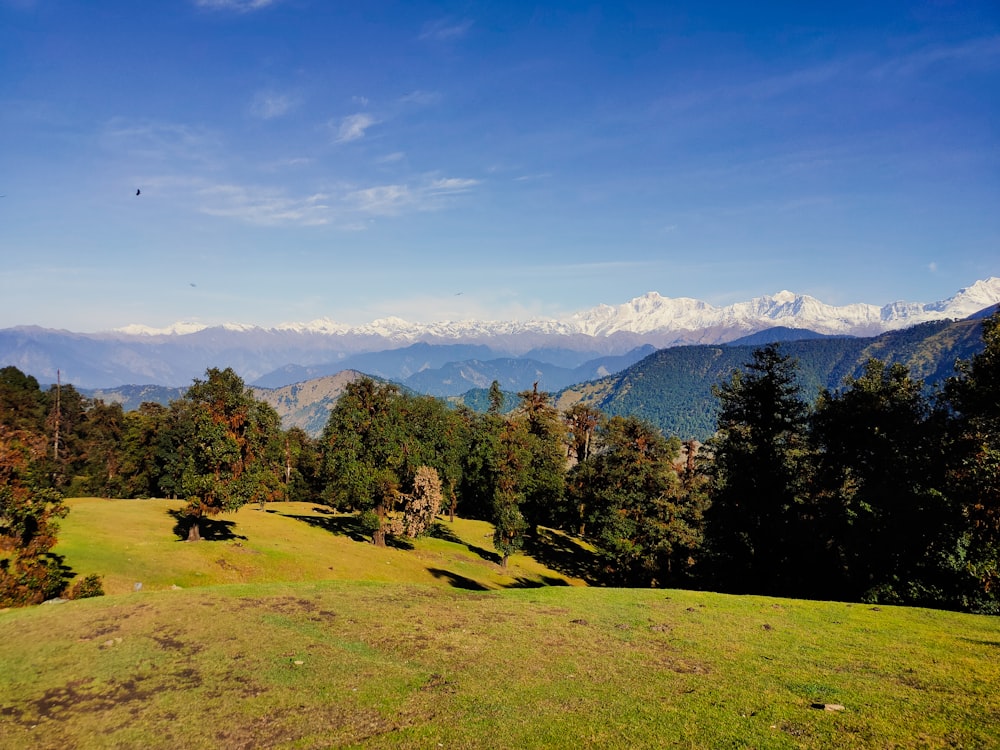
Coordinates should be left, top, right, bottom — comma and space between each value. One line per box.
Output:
2, 278, 999, 389
556, 316, 991, 441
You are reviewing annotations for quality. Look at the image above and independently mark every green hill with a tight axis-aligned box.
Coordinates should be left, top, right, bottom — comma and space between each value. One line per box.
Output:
557, 317, 988, 440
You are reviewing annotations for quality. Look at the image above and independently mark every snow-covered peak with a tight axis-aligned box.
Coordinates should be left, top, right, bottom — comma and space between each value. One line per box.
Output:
110, 279, 1000, 343
115, 321, 211, 336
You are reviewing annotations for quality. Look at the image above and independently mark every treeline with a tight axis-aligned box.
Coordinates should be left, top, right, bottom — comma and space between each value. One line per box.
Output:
2, 314, 998, 612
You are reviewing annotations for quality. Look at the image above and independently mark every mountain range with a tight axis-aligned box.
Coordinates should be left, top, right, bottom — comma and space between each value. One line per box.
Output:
2, 279, 998, 391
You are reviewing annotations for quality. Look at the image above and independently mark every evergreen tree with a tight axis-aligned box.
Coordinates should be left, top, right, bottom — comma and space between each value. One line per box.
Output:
812, 359, 953, 605
513, 383, 567, 532
703, 344, 812, 595
942, 312, 1000, 608
579, 415, 702, 586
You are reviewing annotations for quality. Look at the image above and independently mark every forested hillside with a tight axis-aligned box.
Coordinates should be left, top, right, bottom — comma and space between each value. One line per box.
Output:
556, 317, 988, 440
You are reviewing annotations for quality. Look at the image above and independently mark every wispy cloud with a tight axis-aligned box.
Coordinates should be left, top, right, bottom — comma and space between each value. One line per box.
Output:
399, 90, 442, 107
101, 118, 220, 164
419, 18, 472, 42
333, 113, 378, 143
199, 184, 331, 226
347, 175, 480, 216
376, 151, 405, 164
194, 0, 280, 11
185, 173, 480, 225
427, 177, 480, 194
249, 90, 296, 119
873, 35, 1000, 78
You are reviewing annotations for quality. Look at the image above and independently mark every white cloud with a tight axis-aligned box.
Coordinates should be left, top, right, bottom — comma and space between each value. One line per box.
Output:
928, 262, 938, 273
101, 118, 220, 164
199, 184, 330, 226
250, 90, 295, 119
347, 175, 480, 216
376, 152, 405, 164
399, 90, 442, 107
347, 184, 414, 215
194, 0, 280, 11
427, 177, 480, 193
334, 113, 378, 143
419, 18, 473, 42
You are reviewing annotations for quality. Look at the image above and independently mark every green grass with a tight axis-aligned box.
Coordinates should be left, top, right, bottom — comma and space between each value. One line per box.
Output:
51, 498, 588, 594
1, 498, 997, 748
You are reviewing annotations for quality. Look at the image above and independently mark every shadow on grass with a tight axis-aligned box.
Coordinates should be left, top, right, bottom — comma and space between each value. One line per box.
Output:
430, 522, 502, 564
501, 575, 571, 589
427, 567, 489, 591
523, 528, 602, 584
168, 509, 247, 542
278, 510, 414, 549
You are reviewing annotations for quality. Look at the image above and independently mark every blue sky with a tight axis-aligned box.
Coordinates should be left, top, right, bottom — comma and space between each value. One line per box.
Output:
1, 0, 998, 331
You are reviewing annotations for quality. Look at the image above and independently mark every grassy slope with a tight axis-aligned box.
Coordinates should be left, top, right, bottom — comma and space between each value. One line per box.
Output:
51, 498, 586, 595
0, 499, 997, 749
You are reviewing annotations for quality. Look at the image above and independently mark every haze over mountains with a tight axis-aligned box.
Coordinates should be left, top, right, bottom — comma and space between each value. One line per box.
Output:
2, 279, 999, 390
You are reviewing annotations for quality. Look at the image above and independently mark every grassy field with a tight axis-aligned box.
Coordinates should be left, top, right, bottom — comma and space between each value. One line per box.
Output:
0, 499, 998, 748
50, 498, 591, 594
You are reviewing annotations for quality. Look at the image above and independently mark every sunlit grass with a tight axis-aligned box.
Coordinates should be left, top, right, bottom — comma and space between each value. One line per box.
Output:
1, 498, 996, 748
52, 498, 586, 595
1, 583, 998, 748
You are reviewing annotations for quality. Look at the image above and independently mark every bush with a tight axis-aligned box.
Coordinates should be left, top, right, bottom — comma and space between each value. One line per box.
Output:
68, 574, 105, 599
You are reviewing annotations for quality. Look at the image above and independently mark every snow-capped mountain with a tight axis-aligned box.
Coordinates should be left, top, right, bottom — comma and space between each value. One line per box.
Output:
110, 278, 1000, 343
2, 279, 998, 389
566, 278, 1000, 338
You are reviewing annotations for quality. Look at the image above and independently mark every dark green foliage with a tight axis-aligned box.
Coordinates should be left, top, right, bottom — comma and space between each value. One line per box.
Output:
0, 367, 46, 433
491, 418, 532, 567
703, 345, 812, 596
178, 368, 285, 541
513, 384, 567, 533
575, 415, 705, 586
450, 386, 519, 415
811, 359, 956, 605
320, 378, 470, 546
559, 318, 989, 441
942, 313, 1000, 607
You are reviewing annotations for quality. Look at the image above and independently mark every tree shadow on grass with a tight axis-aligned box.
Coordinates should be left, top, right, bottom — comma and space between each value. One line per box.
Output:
167, 509, 247, 542
277, 510, 414, 549
523, 528, 602, 584
427, 567, 489, 591
501, 575, 571, 589
429, 522, 502, 564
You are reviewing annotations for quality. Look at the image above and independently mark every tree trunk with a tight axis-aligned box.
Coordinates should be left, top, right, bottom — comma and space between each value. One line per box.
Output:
373, 500, 386, 547
187, 519, 202, 542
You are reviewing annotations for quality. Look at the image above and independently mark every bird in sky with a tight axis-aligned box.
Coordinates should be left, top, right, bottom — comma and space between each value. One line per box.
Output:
136, 188, 141, 196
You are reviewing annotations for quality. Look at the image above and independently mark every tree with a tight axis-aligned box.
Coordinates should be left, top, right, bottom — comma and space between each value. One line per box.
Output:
564, 402, 602, 464
75, 400, 126, 497
281, 426, 322, 504
703, 344, 812, 595
811, 359, 953, 605
0, 428, 70, 606
0, 367, 46, 434
399, 465, 443, 538
513, 383, 567, 532
942, 312, 1000, 608
321, 378, 407, 546
492, 419, 531, 568
118, 402, 170, 499
578, 415, 702, 586
179, 368, 283, 541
